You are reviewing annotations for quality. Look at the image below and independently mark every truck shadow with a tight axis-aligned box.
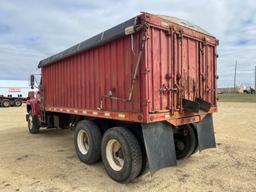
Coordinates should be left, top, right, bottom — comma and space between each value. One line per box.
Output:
37, 128, 72, 138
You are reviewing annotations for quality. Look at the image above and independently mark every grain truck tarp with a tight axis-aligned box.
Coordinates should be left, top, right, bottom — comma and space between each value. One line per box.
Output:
194, 114, 216, 151
38, 16, 140, 68
142, 122, 176, 175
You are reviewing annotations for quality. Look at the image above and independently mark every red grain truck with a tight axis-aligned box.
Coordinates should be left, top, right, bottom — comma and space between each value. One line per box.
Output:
26, 12, 218, 183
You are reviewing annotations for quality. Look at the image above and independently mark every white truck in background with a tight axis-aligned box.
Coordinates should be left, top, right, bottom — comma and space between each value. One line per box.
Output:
0, 80, 36, 107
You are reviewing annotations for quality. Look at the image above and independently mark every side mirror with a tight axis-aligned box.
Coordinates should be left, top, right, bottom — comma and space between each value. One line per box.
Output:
30, 74, 35, 89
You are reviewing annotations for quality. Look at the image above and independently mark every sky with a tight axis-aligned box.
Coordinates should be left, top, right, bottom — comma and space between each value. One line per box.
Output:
0, 0, 255, 88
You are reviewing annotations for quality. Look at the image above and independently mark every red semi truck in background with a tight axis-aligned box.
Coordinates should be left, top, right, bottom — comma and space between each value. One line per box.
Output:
26, 13, 218, 183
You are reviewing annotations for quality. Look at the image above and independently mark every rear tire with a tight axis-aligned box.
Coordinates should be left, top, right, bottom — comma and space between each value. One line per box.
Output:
28, 112, 40, 134
1, 99, 10, 107
191, 126, 199, 154
14, 99, 22, 107
101, 127, 142, 183
74, 120, 102, 164
174, 125, 197, 159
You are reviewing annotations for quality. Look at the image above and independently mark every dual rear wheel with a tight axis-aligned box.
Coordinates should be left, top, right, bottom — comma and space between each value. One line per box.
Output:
74, 120, 198, 183
174, 125, 198, 159
74, 120, 102, 164
74, 120, 142, 183
101, 127, 142, 182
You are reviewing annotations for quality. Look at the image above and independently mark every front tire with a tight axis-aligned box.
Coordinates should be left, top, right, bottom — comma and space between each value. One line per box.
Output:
101, 127, 142, 183
74, 120, 102, 164
28, 112, 40, 134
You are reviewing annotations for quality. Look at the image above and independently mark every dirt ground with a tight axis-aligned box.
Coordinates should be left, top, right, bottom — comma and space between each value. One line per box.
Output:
0, 102, 255, 192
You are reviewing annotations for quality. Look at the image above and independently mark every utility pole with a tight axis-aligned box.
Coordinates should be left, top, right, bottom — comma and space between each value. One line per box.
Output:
255, 66, 256, 94
234, 60, 237, 92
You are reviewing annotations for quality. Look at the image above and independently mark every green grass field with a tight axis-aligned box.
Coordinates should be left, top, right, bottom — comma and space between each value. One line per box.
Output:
218, 93, 256, 103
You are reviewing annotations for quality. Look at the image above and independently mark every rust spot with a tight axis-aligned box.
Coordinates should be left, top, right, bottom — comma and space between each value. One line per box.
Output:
137, 115, 143, 121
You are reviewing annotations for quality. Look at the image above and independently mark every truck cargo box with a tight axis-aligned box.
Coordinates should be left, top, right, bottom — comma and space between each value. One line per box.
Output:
38, 13, 218, 126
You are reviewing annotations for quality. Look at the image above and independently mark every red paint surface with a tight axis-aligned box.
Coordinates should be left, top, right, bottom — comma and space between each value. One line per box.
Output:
42, 32, 142, 113
145, 26, 217, 113
41, 13, 218, 124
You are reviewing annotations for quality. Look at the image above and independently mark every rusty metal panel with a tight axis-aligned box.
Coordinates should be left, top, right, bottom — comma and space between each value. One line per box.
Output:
145, 23, 217, 114
42, 32, 143, 113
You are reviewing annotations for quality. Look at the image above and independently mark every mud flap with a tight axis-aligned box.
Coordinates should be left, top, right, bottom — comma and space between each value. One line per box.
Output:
142, 122, 176, 175
194, 113, 216, 151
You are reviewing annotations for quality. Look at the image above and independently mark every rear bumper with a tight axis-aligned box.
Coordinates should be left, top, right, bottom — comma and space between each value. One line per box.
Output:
148, 107, 217, 126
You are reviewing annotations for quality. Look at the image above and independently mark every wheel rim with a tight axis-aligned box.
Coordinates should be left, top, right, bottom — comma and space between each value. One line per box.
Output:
174, 125, 197, 159
77, 129, 89, 155
16, 101, 21, 106
28, 115, 33, 130
176, 140, 185, 151
106, 139, 124, 171
3, 101, 9, 107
